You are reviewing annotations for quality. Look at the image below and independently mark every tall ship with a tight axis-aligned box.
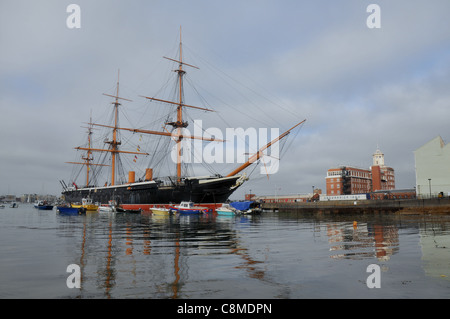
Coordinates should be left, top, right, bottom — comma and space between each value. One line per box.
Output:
61, 32, 305, 210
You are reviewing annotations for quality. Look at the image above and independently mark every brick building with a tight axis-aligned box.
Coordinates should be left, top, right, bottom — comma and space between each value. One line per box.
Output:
326, 148, 395, 195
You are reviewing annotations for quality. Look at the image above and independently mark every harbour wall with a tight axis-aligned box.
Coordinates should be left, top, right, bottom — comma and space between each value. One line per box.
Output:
261, 197, 450, 214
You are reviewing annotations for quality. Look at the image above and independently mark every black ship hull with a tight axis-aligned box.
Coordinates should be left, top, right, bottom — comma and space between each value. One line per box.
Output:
62, 175, 245, 207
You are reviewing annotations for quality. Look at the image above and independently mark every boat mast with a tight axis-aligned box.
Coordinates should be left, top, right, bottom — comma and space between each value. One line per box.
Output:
75, 70, 149, 186
163, 27, 196, 181
138, 27, 217, 182
226, 119, 306, 177
85, 118, 94, 185
103, 70, 126, 186
66, 115, 109, 187
176, 29, 184, 181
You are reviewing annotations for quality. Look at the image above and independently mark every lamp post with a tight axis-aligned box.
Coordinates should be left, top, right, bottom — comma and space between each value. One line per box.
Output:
428, 178, 432, 198
275, 185, 281, 203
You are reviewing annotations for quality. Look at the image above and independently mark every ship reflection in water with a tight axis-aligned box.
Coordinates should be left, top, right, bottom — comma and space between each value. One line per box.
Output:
49, 209, 450, 299
62, 212, 271, 299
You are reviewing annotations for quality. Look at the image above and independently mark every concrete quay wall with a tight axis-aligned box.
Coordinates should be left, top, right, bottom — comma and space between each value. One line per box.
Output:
261, 197, 450, 214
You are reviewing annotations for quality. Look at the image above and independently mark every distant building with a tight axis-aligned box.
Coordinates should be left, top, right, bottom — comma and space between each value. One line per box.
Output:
414, 136, 450, 198
326, 166, 371, 195
326, 148, 395, 195
256, 189, 322, 203
245, 194, 256, 201
371, 148, 395, 191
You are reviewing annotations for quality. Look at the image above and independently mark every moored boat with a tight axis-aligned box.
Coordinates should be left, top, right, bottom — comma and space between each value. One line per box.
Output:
98, 205, 115, 212
216, 204, 238, 216
98, 200, 117, 212
115, 207, 142, 214
150, 207, 172, 215
57, 206, 86, 215
34, 200, 54, 210
169, 201, 210, 214
71, 198, 98, 212
229, 201, 262, 215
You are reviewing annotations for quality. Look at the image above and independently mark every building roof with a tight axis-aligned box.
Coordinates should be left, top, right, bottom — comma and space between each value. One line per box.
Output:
414, 136, 446, 153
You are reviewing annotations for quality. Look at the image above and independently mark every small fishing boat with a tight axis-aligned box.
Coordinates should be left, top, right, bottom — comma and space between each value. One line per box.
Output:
169, 201, 210, 214
0, 204, 5, 208
150, 207, 172, 215
115, 207, 142, 214
71, 198, 98, 212
229, 201, 262, 215
98, 200, 117, 212
98, 205, 114, 212
34, 200, 54, 210
216, 204, 238, 216
10, 202, 18, 208
57, 206, 86, 215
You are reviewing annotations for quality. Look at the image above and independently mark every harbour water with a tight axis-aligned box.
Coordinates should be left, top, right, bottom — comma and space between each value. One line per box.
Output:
1, 204, 449, 299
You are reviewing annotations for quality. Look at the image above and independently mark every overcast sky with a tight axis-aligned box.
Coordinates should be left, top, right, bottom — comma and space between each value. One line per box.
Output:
1, 0, 450, 199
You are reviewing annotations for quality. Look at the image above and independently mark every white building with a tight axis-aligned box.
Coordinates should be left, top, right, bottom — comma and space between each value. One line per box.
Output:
414, 136, 450, 197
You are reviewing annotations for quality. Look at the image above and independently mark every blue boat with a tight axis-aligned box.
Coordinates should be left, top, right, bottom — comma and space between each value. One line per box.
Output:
229, 201, 262, 214
57, 206, 86, 215
34, 200, 54, 210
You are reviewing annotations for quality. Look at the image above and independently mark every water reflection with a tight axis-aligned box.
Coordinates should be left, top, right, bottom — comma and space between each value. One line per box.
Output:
56, 212, 264, 298
54, 210, 450, 298
327, 222, 399, 261
419, 219, 450, 280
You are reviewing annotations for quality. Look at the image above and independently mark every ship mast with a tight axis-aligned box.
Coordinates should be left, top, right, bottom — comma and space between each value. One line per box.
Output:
103, 70, 129, 186
88, 29, 229, 184
139, 27, 216, 182
66, 115, 109, 187
175, 29, 186, 180
75, 70, 149, 186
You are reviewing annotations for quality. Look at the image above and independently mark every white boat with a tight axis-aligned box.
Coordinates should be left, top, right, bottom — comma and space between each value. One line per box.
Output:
98, 205, 115, 212
169, 201, 210, 214
98, 200, 117, 212
216, 204, 238, 216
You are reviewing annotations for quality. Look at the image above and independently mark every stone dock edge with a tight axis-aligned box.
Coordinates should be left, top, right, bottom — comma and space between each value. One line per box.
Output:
261, 197, 450, 214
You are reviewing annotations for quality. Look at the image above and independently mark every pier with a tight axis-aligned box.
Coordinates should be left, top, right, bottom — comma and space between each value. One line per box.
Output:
261, 197, 450, 214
